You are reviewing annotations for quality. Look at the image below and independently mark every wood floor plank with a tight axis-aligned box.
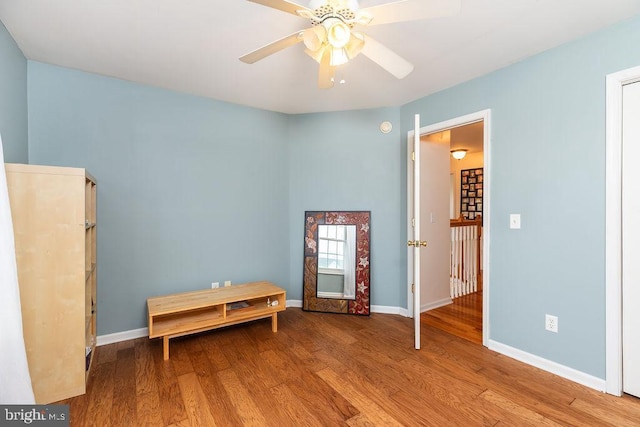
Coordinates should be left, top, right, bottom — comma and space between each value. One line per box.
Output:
569, 396, 640, 426
218, 329, 277, 393
269, 382, 326, 427
152, 339, 188, 426
136, 391, 164, 427
177, 371, 217, 427
316, 367, 405, 426
111, 347, 137, 426
188, 349, 245, 426
198, 333, 232, 372
217, 368, 267, 426
284, 370, 359, 424
83, 360, 116, 427
424, 291, 482, 344
345, 413, 380, 427
479, 389, 564, 426
304, 311, 360, 345
135, 338, 158, 396
170, 340, 196, 377
95, 342, 118, 365
58, 393, 88, 426
279, 337, 327, 372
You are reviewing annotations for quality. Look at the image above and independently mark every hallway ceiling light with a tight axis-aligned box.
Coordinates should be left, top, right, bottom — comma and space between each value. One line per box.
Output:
451, 149, 467, 160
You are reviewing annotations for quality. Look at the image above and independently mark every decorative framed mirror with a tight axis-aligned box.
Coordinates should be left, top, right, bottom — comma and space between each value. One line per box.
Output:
302, 211, 371, 315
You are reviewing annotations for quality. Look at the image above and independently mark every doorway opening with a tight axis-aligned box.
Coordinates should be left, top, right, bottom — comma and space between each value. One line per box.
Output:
406, 110, 491, 347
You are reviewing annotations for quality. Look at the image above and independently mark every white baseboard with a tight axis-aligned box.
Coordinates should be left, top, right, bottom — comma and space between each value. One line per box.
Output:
97, 327, 148, 346
421, 297, 453, 313
287, 299, 302, 308
488, 339, 606, 392
371, 305, 405, 315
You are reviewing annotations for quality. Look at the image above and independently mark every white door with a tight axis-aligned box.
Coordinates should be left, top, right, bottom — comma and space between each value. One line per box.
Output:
622, 80, 640, 397
409, 114, 426, 349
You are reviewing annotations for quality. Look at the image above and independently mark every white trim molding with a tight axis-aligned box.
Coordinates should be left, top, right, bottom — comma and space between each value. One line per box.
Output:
97, 327, 148, 346
489, 340, 606, 392
372, 305, 406, 315
421, 297, 452, 313
605, 64, 640, 396
287, 299, 302, 308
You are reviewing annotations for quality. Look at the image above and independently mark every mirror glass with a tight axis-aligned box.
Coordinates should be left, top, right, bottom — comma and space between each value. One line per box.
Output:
303, 211, 370, 315
317, 225, 357, 300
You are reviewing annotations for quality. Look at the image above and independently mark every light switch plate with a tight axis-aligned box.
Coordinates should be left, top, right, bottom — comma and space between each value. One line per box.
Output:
510, 214, 521, 229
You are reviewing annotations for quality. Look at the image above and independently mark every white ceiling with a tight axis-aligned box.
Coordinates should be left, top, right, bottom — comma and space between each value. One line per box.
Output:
422, 121, 483, 154
1, 0, 639, 114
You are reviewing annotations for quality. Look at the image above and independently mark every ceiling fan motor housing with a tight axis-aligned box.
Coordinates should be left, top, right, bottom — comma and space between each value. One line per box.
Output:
309, 3, 357, 28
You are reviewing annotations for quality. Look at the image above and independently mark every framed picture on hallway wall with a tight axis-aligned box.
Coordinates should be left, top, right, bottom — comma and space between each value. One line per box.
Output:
460, 168, 483, 220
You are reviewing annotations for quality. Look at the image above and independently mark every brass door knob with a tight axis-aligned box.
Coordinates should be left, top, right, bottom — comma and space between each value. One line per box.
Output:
407, 240, 428, 247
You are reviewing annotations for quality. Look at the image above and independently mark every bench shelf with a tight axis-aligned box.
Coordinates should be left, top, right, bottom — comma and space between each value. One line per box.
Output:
147, 281, 286, 359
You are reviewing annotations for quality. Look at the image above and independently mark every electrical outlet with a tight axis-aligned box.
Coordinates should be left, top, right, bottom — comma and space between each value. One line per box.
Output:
224, 280, 232, 287
510, 214, 521, 229
545, 314, 558, 333
211, 282, 219, 289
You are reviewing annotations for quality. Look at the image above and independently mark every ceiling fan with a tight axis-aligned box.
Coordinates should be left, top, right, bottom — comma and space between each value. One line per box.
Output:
240, 0, 461, 88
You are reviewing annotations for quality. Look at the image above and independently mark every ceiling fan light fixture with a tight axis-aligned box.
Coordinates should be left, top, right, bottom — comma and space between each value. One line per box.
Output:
345, 32, 364, 58
330, 47, 349, 66
326, 19, 351, 48
304, 46, 326, 63
241, 0, 461, 89
302, 25, 326, 51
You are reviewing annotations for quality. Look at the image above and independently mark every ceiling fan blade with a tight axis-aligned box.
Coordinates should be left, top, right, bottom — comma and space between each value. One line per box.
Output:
247, 0, 312, 17
239, 31, 303, 64
318, 48, 335, 89
360, 36, 413, 79
361, 0, 461, 26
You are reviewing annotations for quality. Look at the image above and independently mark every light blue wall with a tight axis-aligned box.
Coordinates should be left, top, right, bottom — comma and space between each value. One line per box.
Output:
0, 20, 27, 162
400, 15, 640, 378
27, 62, 290, 334
287, 109, 405, 306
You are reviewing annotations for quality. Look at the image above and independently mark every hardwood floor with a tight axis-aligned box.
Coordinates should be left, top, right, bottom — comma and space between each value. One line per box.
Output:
61, 308, 640, 426
423, 291, 483, 344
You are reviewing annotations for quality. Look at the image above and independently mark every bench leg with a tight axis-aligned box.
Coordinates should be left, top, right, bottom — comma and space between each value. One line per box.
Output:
271, 313, 278, 332
163, 336, 169, 360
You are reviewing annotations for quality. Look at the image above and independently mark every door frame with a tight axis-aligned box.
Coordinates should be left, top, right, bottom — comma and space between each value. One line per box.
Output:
605, 64, 640, 395
406, 109, 492, 347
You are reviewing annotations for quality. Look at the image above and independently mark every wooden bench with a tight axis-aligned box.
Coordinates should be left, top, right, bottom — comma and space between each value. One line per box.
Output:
147, 281, 286, 359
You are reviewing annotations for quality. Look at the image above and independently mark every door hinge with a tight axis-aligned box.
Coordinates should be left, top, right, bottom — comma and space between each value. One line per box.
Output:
412, 218, 415, 227
412, 283, 415, 293
412, 151, 415, 161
